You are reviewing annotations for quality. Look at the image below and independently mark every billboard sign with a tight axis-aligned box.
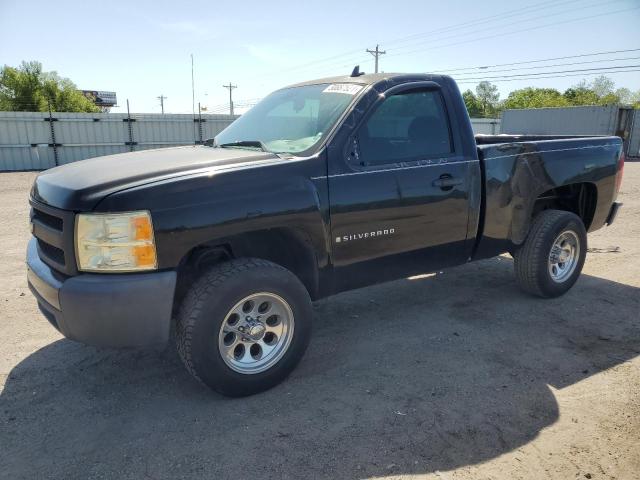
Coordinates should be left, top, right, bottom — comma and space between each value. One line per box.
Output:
81, 90, 117, 107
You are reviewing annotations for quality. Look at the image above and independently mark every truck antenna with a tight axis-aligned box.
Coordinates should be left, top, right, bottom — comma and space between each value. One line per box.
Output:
351, 65, 365, 77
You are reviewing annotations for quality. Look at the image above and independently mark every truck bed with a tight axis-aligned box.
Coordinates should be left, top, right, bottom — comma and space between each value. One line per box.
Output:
472, 135, 622, 260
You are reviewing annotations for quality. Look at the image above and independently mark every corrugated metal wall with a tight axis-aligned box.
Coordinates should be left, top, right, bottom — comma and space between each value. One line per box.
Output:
500, 105, 640, 158
628, 110, 640, 158
0, 112, 503, 170
501, 105, 621, 136
470, 118, 501, 135
0, 111, 237, 171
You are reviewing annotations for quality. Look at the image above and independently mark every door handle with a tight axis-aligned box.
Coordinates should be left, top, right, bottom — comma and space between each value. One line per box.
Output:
432, 174, 463, 190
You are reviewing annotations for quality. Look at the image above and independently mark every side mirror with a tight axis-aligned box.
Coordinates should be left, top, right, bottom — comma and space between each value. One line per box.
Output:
204, 138, 215, 147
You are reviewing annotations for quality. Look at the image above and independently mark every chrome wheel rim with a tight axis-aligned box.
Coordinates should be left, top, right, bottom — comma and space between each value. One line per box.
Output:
218, 292, 294, 374
548, 230, 580, 283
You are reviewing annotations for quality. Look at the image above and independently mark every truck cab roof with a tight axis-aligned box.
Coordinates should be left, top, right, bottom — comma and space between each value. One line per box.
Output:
285, 72, 455, 90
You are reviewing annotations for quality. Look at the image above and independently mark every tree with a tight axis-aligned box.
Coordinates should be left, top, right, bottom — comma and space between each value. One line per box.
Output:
471, 75, 639, 112
475, 81, 500, 117
503, 87, 568, 109
611, 88, 640, 108
462, 89, 483, 117
0, 61, 99, 112
563, 86, 600, 106
598, 92, 621, 105
562, 76, 637, 106
590, 75, 615, 97
614, 87, 633, 104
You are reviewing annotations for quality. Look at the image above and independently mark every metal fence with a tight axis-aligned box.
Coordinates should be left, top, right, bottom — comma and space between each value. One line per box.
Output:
501, 105, 639, 159
501, 105, 621, 136
0, 111, 238, 171
470, 118, 501, 135
0, 112, 500, 171
629, 109, 640, 158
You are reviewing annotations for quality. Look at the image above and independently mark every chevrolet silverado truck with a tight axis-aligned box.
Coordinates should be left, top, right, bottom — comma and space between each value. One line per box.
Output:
27, 71, 624, 396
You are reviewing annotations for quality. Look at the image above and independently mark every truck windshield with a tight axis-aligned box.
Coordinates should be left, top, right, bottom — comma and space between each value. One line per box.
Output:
214, 83, 363, 156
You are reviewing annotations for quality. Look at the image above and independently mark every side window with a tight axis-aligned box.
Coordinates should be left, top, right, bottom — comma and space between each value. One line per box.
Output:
357, 89, 452, 166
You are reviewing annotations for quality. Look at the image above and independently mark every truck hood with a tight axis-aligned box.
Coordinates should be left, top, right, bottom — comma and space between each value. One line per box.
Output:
31, 146, 280, 211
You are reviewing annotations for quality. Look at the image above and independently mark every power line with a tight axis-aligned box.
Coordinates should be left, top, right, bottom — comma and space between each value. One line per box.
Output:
449, 56, 640, 77
257, 0, 586, 78
207, 59, 638, 113
206, 96, 262, 111
452, 64, 640, 81
256, 0, 628, 79
380, 0, 582, 49
220, 66, 639, 110
208, 100, 260, 114
383, 0, 624, 56
366, 45, 386, 73
455, 68, 640, 84
301, 3, 638, 80
384, 5, 640, 60
432, 48, 640, 74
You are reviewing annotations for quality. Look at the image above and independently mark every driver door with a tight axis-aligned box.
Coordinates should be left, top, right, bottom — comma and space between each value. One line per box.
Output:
328, 83, 476, 291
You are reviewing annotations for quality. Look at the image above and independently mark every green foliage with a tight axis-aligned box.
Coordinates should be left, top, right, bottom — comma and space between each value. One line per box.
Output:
562, 86, 600, 106
589, 76, 615, 97
610, 85, 640, 108
500, 76, 640, 111
614, 88, 633, 104
598, 93, 621, 105
0, 61, 99, 113
503, 87, 568, 109
475, 81, 500, 117
462, 89, 483, 117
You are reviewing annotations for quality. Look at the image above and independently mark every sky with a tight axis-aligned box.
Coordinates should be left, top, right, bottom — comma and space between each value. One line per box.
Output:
1, 0, 639, 114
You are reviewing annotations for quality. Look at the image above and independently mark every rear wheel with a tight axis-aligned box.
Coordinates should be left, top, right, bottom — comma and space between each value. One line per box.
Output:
514, 210, 587, 298
176, 258, 312, 397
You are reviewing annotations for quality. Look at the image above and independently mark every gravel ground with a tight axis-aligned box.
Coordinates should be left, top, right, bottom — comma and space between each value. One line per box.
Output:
1, 165, 639, 480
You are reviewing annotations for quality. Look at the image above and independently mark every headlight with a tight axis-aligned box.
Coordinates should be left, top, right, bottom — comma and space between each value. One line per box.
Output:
75, 211, 157, 272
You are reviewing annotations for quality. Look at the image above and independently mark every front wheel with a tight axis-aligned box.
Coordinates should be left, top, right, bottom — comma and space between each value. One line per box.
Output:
514, 210, 587, 298
176, 258, 312, 397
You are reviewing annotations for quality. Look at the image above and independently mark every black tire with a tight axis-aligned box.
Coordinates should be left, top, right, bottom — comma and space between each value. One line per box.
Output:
513, 209, 587, 298
176, 258, 312, 397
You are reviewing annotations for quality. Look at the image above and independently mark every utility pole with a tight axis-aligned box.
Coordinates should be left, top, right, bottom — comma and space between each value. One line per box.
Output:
191, 54, 197, 143
190, 54, 195, 119
223, 82, 237, 116
366, 44, 386, 73
157, 95, 167, 114
197, 102, 203, 144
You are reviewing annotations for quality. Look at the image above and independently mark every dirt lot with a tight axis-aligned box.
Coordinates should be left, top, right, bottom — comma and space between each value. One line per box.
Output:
1, 165, 639, 480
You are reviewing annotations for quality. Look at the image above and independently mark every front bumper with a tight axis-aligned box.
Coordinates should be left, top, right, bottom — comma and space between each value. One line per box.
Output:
26, 238, 177, 347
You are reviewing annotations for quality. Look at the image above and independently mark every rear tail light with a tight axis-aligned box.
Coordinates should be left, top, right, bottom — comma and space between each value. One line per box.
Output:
615, 152, 625, 197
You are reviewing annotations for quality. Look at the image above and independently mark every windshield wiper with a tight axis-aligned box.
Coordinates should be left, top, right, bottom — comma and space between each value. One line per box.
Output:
217, 140, 270, 152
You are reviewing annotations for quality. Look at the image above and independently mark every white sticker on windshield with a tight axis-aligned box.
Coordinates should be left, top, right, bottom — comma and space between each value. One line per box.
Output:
323, 84, 363, 95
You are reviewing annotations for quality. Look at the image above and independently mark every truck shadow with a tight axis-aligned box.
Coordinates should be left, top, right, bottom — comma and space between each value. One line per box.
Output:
1, 257, 639, 479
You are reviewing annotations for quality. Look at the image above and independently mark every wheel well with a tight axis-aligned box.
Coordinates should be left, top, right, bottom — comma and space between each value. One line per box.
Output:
174, 228, 319, 310
531, 183, 597, 229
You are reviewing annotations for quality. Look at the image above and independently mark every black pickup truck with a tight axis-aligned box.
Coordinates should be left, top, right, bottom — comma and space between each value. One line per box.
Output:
27, 72, 624, 396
